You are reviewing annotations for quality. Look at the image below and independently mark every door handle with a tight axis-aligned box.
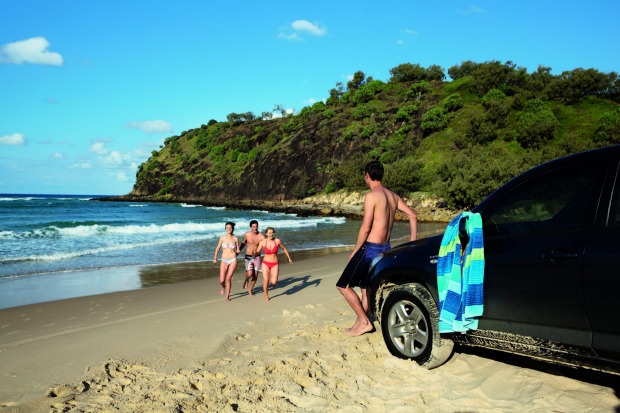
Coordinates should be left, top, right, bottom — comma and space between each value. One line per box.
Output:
542, 251, 579, 260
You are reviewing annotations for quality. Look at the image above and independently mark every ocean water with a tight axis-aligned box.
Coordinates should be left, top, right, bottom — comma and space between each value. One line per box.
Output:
0, 194, 445, 308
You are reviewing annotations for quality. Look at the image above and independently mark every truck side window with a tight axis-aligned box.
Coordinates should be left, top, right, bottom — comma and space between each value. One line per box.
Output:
483, 161, 598, 236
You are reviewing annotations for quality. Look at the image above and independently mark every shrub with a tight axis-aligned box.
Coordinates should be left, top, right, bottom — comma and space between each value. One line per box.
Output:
436, 145, 529, 209
353, 80, 386, 104
516, 100, 558, 148
323, 109, 336, 119
324, 181, 336, 194
342, 122, 363, 140
266, 131, 281, 146
367, 149, 379, 159
594, 108, 620, 144
227, 149, 240, 162
482, 88, 507, 104
394, 104, 418, 122
352, 101, 385, 120
208, 145, 226, 162
331, 154, 366, 190
442, 93, 463, 112
403, 81, 432, 101
466, 117, 499, 145
421, 107, 449, 132
282, 117, 298, 134
384, 158, 422, 194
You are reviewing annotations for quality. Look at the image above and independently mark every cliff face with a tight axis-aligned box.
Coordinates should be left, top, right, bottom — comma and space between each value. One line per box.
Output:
131, 110, 378, 203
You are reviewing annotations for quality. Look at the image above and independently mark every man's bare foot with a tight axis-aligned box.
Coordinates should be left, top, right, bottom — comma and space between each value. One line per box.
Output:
264, 294, 270, 301
343, 319, 363, 334
242, 279, 248, 290
346, 322, 374, 337
219, 288, 224, 295
248, 291, 254, 296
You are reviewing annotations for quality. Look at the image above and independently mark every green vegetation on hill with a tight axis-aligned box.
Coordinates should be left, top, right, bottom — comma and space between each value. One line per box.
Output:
133, 60, 619, 210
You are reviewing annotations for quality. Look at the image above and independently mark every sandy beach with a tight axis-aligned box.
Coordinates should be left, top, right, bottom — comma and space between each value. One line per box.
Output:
1, 251, 618, 412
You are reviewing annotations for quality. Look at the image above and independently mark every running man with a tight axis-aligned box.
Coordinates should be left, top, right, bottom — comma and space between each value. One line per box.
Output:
240, 220, 265, 296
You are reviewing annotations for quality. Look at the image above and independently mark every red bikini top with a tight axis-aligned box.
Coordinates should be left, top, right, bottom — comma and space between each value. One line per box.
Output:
263, 241, 279, 254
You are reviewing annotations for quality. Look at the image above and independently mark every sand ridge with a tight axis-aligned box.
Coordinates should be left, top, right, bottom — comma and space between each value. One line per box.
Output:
38, 300, 619, 413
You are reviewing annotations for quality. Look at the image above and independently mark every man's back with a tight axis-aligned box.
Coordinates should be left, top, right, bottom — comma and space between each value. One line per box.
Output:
366, 186, 400, 244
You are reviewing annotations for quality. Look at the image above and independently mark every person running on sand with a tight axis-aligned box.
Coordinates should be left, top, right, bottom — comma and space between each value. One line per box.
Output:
239, 220, 265, 296
256, 227, 293, 301
336, 160, 417, 336
213, 222, 241, 301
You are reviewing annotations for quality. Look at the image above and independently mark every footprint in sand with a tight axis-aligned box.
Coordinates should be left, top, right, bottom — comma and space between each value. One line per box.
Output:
235, 333, 251, 341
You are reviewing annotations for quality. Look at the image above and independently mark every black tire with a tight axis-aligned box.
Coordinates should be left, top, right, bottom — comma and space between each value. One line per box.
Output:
380, 284, 454, 369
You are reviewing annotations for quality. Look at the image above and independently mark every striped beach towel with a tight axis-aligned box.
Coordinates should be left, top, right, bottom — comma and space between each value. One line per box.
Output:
437, 212, 485, 333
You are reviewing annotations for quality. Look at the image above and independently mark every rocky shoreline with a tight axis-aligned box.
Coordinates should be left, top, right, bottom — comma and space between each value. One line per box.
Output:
96, 191, 457, 223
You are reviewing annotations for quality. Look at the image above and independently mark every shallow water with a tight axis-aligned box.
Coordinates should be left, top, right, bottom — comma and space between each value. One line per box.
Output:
0, 194, 446, 309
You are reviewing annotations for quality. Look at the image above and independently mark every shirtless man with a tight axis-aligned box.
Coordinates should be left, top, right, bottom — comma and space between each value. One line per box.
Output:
336, 160, 418, 336
240, 220, 265, 296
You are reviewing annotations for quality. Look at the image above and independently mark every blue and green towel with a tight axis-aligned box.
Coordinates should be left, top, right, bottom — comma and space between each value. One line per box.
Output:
437, 212, 485, 333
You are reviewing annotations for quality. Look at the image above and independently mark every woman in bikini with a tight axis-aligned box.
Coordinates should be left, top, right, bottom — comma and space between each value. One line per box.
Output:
213, 222, 241, 301
256, 227, 293, 301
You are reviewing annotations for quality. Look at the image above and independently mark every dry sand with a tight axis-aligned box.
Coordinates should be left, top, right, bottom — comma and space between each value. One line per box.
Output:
0, 251, 618, 412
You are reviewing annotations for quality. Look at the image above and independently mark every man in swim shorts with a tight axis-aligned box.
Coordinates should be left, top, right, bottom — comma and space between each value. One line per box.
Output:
336, 160, 418, 337
240, 220, 265, 296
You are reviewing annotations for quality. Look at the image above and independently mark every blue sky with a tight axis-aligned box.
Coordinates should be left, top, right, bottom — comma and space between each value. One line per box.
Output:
1, 1, 619, 195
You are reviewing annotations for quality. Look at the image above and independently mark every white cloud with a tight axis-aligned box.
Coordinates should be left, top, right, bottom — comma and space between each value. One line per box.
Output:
71, 160, 93, 169
279, 19, 326, 41
462, 5, 484, 14
89, 142, 109, 156
291, 20, 326, 36
277, 32, 303, 41
49, 151, 64, 160
403, 29, 419, 36
0, 133, 27, 146
126, 120, 173, 134
104, 150, 124, 167
0, 37, 63, 66
271, 108, 295, 118
117, 172, 128, 182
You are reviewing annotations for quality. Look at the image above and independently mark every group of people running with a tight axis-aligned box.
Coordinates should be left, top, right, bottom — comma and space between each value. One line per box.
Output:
212, 219, 293, 301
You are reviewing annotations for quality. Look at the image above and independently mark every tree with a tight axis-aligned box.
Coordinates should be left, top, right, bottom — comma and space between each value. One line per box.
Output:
425, 64, 446, 81
527, 65, 554, 91
447, 60, 478, 80
468, 60, 518, 96
389, 63, 426, 83
226, 112, 256, 124
273, 104, 288, 117
327, 82, 345, 106
547, 68, 615, 102
347, 70, 367, 91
